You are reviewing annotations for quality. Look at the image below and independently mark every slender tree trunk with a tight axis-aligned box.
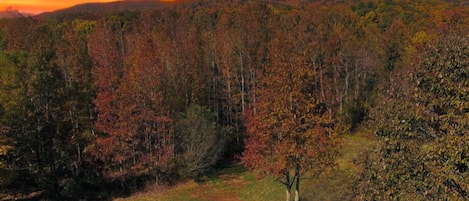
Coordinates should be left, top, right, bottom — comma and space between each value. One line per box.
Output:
250, 69, 257, 115
319, 60, 326, 102
294, 167, 300, 201
284, 172, 292, 201
286, 188, 292, 201
333, 61, 342, 114
295, 187, 299, 201
345, 59, 349, 104
239, 52, 245, 116
354, 58, 359, 100
226, 62, 237, 143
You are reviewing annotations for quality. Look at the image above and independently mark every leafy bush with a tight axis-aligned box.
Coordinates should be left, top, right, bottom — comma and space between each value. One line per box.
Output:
175, 105, 226, 178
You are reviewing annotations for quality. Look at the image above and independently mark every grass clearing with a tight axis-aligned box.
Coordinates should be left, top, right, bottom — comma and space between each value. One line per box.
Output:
301, 132, 375, 201
115, 165, 283, 201
115, 133, 375, 201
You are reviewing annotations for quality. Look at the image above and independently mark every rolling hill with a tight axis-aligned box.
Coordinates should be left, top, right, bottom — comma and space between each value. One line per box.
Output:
37, 0, 186, 18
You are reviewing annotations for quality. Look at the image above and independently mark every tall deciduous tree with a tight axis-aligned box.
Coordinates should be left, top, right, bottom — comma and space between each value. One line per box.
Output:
0, 51, 29, 171
89, 13, 174, 180
0, 21, 76, 197
55, 19, 96, 177
1, 18, 100, 198
242, 9, 340, 201
215, 3, 270, 153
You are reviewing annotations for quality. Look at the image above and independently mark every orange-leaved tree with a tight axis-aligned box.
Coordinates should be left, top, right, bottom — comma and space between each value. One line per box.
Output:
241, 9, 340, 201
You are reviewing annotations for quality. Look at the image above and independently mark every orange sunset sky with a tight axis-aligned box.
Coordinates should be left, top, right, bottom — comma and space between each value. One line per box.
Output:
1, 0, 173, 14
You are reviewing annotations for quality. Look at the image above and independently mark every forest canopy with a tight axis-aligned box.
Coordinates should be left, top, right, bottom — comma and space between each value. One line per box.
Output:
0, 0, 467, 200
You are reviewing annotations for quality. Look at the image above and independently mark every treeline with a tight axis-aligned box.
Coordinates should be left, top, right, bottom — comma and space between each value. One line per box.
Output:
0, 0, 467, 200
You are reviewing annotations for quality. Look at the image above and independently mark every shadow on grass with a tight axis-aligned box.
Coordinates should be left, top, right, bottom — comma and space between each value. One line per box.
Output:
195, 163, 248, 183
0, 167, 161, 201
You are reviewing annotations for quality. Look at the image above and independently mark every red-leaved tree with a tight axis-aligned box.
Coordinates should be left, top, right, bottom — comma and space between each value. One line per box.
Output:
88, 14, 173, 180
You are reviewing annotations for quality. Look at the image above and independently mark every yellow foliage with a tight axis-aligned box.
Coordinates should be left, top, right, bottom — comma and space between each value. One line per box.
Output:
0, 145, 12, 156
411, 31, 431, 45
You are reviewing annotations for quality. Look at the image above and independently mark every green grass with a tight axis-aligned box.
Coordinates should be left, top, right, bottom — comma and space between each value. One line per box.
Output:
115, 165, 283, 201
301, 133, 375, 201
115, 133, 375, 201
337, 133, 375, 173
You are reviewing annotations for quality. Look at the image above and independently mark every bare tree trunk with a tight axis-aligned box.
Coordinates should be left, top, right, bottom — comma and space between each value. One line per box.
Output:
345, 59, 349, 104
250, 69, 257, 115
354, 58, 359, 100
286, 188, 292, 201
295, 187, 299, 201
239, 52, 245, 116
294, 167, 300, 201
284, 171, 293, 201
319, 59, 326, 102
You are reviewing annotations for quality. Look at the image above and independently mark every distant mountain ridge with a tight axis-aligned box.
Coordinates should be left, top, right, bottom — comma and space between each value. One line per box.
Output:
17, 0, 469, 19
37, 0, 183, 18
0, 9, 32, 19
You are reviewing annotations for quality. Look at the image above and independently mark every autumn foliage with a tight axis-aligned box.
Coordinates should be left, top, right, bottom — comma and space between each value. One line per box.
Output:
241, 10, 341, 200
88, 14, 174, 179
0, 0, 467, 200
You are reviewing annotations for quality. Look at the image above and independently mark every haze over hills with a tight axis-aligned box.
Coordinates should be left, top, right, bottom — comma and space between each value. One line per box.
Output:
0, 8, 32, 19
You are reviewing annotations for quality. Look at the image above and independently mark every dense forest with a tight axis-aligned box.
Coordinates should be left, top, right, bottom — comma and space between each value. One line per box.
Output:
0, 0, 467, 200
